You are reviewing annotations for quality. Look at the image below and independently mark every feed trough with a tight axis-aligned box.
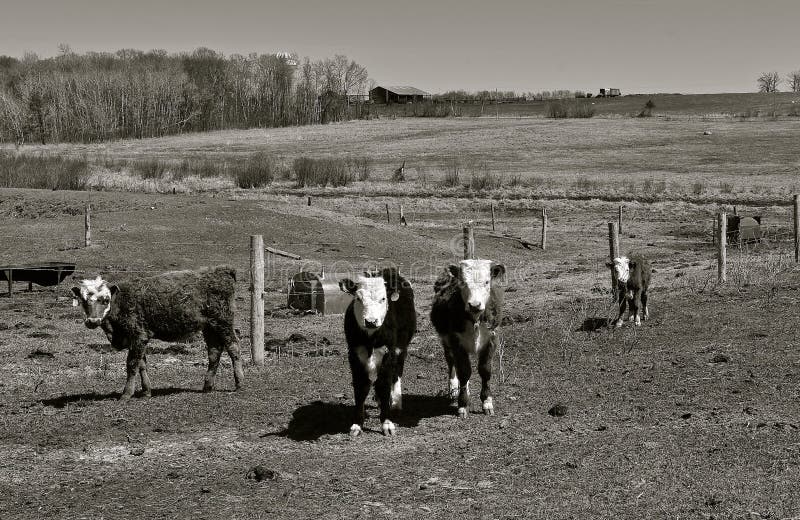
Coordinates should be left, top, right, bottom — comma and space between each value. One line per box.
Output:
0, 262, 76, 296
287, 271, 353, 315
726, 215, 762, 244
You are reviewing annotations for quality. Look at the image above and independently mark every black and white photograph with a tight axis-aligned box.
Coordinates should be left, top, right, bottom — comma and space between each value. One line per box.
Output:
1, 0, 799, 518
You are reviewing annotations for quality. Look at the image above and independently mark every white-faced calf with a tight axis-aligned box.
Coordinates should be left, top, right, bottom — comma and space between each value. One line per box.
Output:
72, 266, 244, 400
340, 268, 416, 436
606, 255, 651, 327
430, 259, 505, 418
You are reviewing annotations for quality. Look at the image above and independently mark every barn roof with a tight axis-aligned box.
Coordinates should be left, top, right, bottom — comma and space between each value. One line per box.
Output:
376, 85, 430, 96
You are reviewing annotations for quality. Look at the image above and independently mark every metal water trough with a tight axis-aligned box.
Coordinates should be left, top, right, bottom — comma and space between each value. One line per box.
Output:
0, 262, 76, 296
287, 271, 354, 315
727, 215, 762, 243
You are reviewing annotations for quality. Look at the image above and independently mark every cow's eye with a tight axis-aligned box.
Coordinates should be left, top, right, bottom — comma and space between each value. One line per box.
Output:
380, 298, 386, 303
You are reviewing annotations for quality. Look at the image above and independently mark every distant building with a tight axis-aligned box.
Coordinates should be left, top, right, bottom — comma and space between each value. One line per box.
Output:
370, 85, 431, 104
598, 88, 621, 98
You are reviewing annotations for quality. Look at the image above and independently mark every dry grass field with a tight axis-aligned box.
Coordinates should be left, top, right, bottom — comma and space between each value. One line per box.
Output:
2, 109, 800, 519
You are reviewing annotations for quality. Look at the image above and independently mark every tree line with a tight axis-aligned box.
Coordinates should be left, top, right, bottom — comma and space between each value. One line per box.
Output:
757, 70, 800, 93
0, 47, 369, 144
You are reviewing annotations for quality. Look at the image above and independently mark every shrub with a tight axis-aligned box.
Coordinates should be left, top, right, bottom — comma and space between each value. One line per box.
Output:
469, 163, 502, 191
638, 99, 655, 117
236, 152, 275, 188
130, 158, 169, 179
546, 100, 595, 119
294, 157, 352, 187
719, 182, 734, 194
692, 181, 705, 195
441, 158, 461, 187
0, 153, 90, 190
546, 101, 569, 119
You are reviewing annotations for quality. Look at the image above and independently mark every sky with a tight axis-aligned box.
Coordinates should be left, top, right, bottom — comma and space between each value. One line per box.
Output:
1, 0, 798, 94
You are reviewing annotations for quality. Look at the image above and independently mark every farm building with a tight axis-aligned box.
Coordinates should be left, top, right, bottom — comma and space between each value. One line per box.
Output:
370, 85, 431, 104
287, 271, 353, 315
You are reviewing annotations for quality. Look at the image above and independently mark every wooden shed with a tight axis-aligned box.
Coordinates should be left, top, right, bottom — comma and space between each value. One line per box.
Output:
287, 271, 353, 315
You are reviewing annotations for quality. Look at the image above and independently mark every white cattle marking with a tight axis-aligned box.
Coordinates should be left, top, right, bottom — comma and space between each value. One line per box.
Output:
352, 276, 389, 331
482, 396, 494, 415
390, 377, 402, 410
456, 259, 494, 314
381, 419, 396, 436
356, 345, 386, 382
612, 256, 631, 283
350, 424, 362, 437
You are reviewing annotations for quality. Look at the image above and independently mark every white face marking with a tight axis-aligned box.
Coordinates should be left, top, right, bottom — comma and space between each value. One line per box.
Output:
352, 276, 388, 331
74, 276, 113, 325
456, 259, 494, 314
390, 378, 402, 410
613, 256, 631, 283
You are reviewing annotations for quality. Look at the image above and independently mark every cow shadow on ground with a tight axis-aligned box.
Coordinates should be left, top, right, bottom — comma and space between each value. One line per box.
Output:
41, 386, 203, 408
576, 317, 612, 332
269, 394, 452, 442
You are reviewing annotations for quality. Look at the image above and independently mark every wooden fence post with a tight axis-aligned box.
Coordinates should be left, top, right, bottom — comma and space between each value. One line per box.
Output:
463, 221, 475, 259
718, 212, 727, 283
307, 196, 312, 207
491, 202, 496, 232
608, 222, 619, 296
400, 204, 407, 226
618, 205, 623, 235
541, 208, 548, 250
84, 203, 91, 247
385, 203, 390, 224
794, 194, 799, 263
712, 218, 717, 245
250, 235, 265, 366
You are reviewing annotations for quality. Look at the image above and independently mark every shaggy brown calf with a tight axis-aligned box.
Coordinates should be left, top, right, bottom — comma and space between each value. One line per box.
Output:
606, 255, 651, 328
72, 266, 244, 400
430, 259, 505, 418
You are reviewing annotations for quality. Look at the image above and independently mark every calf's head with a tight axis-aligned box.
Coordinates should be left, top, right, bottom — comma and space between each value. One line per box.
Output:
606, 256, 634, 283
448, 259, 505, 318
71, 276, 116, 329
340, 273, 398, 331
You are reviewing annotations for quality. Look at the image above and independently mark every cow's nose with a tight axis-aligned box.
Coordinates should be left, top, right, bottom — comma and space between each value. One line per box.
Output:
468, 302, 484, 313
84, 318, 102, 329
364, 319, 379, 329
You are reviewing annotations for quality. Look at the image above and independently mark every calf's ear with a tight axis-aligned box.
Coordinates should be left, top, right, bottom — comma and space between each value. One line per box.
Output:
71, 286, 82, 299
447, 264, 460, 279
628, 260, 637, 270
339, 279, 357, 294
605, 260, 614, 269
491, 263, 505, 279
109, 284, 119, 297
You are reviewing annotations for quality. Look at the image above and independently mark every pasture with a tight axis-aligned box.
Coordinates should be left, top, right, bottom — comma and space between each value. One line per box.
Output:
1, 113, 800, 519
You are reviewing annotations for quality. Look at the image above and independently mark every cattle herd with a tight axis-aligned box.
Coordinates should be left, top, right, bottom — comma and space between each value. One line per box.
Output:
71, 255, 650, 436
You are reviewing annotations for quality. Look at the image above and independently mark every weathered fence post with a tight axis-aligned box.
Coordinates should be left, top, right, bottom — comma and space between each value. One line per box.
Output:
718, 212, 727, 283
794, 194, 799, 262
608, 222, 620, 297
385, 203, 390, 224
541, 208, 548, 250
250, 235, 265, 366
84, 203, 91, 247
712, 218, 717, 245
463, 221, 475, 259
618, 205, 623, 235
491, 202, 496, 232
307, 196, 312, 207
400, 204, 407, 226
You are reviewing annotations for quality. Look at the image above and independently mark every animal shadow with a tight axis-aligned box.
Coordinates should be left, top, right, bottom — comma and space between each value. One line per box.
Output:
41, 386, 203, 408
270, 393, 451, 442
576, 317, 612, 332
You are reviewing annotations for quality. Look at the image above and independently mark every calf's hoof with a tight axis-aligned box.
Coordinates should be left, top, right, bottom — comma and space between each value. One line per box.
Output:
349, 424, 363, 437
457, 407, 469, 418
614, 319, 624, 329
381, 420, 396, 436
202, 383, 214, 392
482, 397, 494, 416
634, 317, 642, 326
119, 393, 133, 401
141, 391, 152, 399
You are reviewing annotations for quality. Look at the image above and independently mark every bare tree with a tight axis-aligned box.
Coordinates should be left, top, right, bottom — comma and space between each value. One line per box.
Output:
787, 70, 800, 93
757, 71, 780, 93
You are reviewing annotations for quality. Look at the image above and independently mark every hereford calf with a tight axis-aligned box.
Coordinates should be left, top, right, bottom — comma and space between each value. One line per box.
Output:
72, 266, 244, 399
339, 268, 416, 436
606, 255, 651, 327
430, 259, 505, 418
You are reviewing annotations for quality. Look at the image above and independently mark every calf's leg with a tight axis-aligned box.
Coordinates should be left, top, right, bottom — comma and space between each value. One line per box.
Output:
390, 346, 406, 411
441, 335, 459, 403
121, 342, 146, 400
375, 351, 397, 435
641, 290, 649, 320
225, 341, 245, 390
453, 346, 472, 418
139, 353, 152, 398
478, 332, 498, 415
349, 360, 371, 436
615, 293, 628, 328
632, 289, 642, 326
